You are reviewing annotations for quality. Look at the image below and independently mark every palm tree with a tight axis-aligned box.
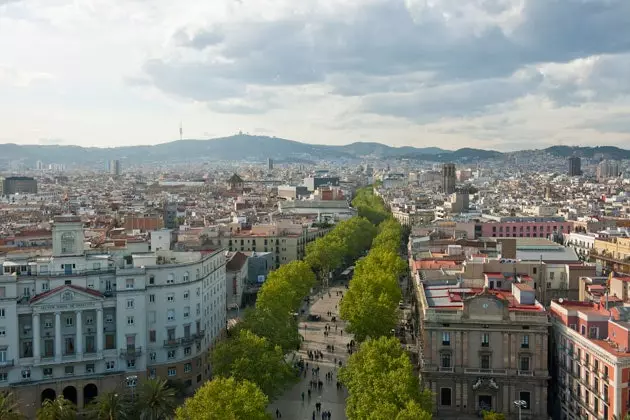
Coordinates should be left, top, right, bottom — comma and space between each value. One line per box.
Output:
135, 378, 177, 420
87, 390, 130, 420
36, 396, 77, 420
0, 392, 25, 420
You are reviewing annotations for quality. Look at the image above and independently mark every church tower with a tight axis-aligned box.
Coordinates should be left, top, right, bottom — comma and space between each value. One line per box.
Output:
52, 215, 85, 257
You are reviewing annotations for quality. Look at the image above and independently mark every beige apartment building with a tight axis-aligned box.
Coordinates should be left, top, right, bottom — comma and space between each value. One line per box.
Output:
416, 277, 549, 419
198, 220, 331, 269
592, 237, 630, 275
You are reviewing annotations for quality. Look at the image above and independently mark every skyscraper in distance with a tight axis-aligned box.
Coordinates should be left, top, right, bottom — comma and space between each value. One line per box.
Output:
442, 163, 456, 194
568, 157, 581, 176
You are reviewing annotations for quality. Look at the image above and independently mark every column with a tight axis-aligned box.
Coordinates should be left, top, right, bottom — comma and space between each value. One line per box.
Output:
54, 312, 62, 361
75, 310, 83, 360
32, 313, 40, 361
96, 308, 104, 353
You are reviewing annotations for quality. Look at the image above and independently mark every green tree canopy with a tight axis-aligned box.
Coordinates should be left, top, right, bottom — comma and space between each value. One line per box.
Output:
256, 261, 315, 314
36, 396, 77, 420
304, 236, 346, 282
176, 377, 271, 420
352, 187, 390, 225
339, 337, 433, 420
211, 329, 296, 399
0, 392, 25, 420
87, 390, 131, 420
482, 411, 506, 420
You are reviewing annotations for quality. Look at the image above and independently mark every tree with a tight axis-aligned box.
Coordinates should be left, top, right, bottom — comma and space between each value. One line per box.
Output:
339, 337, 432, 419
36, 396, 77, 420
395, 401, 433, 420
482, 411, 506, 420
0, 392, 25, 420
135, 378, 177, 420
340, 288, 400, 341
211, 329, 296, 399
239, 306, 301, 353
87, 390, 130, 420
305, 236, 346, 285
175, 377, 271, 420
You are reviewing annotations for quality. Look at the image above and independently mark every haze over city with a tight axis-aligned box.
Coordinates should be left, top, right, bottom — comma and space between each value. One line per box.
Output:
1, 0, 630, 150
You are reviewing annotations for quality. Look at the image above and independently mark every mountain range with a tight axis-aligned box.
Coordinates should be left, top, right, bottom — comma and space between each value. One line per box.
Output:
0, 135, 628, 166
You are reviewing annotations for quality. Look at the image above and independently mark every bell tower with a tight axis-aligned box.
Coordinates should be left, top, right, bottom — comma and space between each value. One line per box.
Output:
52, 215, 85, 257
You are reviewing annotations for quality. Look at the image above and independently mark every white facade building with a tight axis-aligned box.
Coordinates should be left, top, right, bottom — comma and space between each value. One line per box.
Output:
0, 216, 227, 417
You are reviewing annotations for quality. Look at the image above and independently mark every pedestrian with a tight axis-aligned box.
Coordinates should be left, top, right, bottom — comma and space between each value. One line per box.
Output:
340, 329, 343, 336
276, 408, 281, 418
312, 411, 316, 420
308, 389, 312, 398
302, 391, 305, 401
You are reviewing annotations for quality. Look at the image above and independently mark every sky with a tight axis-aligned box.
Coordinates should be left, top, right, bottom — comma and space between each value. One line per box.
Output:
1, 0, 630, 151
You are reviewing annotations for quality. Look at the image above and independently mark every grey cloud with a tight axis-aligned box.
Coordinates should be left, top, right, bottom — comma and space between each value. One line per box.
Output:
141, 0, 630, 116
577, 114, 630, 134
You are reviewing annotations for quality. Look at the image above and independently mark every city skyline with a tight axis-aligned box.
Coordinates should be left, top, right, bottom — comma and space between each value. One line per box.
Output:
1, 0, 630, 151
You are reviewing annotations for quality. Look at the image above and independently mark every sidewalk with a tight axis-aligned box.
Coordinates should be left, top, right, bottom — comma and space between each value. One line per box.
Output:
268, 285, 351, 420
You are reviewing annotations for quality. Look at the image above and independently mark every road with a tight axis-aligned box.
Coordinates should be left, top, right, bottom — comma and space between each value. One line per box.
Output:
268, 285, 352, 420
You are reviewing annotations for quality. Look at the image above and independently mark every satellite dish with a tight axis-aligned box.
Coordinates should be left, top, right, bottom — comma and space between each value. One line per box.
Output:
559, 298, 564, 303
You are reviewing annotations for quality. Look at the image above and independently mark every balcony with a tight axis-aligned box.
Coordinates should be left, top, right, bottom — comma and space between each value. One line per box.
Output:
0, 359, 14, 368
181, 336, 195, 345
438, 366, 454, 372
517, 370, 534, 376
119, 347, 142, 358
164, 339, 181, 348
464, 368, 507, 376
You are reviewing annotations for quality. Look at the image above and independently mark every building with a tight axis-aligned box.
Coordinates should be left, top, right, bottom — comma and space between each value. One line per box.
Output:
0, 216, 227, 417
568, 157, 582, 177
442, 163, 456, 195
480, 216, 572, 239
549, 291, 630, 420
2, 176, 38, 195
163, 203, 178, 229
417, 278, 549, 418
278, 200, 357, 221
267, 158, 273, 171
592, 236, 630, 275
277, 185, 309, 200
227, 174, 244, 192
108, 160, 121, 177
225, 252, 248, 309
303, 176, 340, 192
597, 160, 621, 182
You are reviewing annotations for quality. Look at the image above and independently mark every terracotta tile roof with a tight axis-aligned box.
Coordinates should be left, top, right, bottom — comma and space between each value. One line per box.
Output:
29, 285, 104, 303
226, 251, 248, 271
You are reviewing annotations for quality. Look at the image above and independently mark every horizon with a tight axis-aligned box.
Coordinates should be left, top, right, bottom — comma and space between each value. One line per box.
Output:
2, 0, 630, 150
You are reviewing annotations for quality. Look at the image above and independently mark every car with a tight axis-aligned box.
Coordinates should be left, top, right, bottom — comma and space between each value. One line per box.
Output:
307, 314, 321, 321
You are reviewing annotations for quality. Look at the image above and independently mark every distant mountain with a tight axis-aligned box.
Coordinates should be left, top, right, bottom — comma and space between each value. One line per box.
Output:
0, 135, 447, 165
0, 135, 628, 166
543, 146, 630, 159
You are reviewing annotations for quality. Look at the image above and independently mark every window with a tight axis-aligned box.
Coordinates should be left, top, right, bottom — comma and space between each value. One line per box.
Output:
0, 350, 6, 362
127, 359, 136, 368
184, 307, 190, 318
442, 332, 451, 346
125, 279, 134, 289
167, 310, 175, 321
196, 303, 201, 315
127, 299, 134, 309
106, 361, 115, 370
168, 350, 176, 359
0, 328, 5, 337
184, 363, 192, 373
196, 288, 200, 296
168, 367, 177, 377
149, 330, 156, 343
440, 353, 451, 368
149, 275, 155, 285
481, 354, 491, 369
105, 314, 114, 323
21, 368, 31, 379
149, 368, 156, 378
127, 316, 134, 326
42, 282, 49, 291
184, 272, 189, 282
43, 367, 53, 377
185, 347, 191, 356
550, 272, 555, 280
0, 308, 4, 318
604, 366, 609, 377
481, 333, 490, 347
520, 356, 530, 372
65, 366, 74, 376
85, 316, 93, 325
440, 388, 452, 406
184, 290, 190, 300
86, 364, 95, 373
521, 335, 529, 349
66, 316, 73, 327
533, 267, 537, 275
167, 274, 175, 284
167, 294, 175, 302
149, 294, 155, 303
519, 391, 531, 410
150, 352, 156, 361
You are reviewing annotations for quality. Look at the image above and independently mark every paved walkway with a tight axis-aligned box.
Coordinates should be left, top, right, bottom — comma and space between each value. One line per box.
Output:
269, 285, 352, 420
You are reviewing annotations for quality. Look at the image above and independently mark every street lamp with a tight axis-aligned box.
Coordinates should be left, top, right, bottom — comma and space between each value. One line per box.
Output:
513, 400, 527, 420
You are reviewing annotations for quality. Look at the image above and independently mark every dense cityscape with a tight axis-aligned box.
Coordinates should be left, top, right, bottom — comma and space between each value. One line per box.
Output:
0, 147, 628, 419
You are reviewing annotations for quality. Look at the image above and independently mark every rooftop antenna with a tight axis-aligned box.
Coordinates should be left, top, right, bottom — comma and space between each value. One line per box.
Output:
179, 122, 183, 141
